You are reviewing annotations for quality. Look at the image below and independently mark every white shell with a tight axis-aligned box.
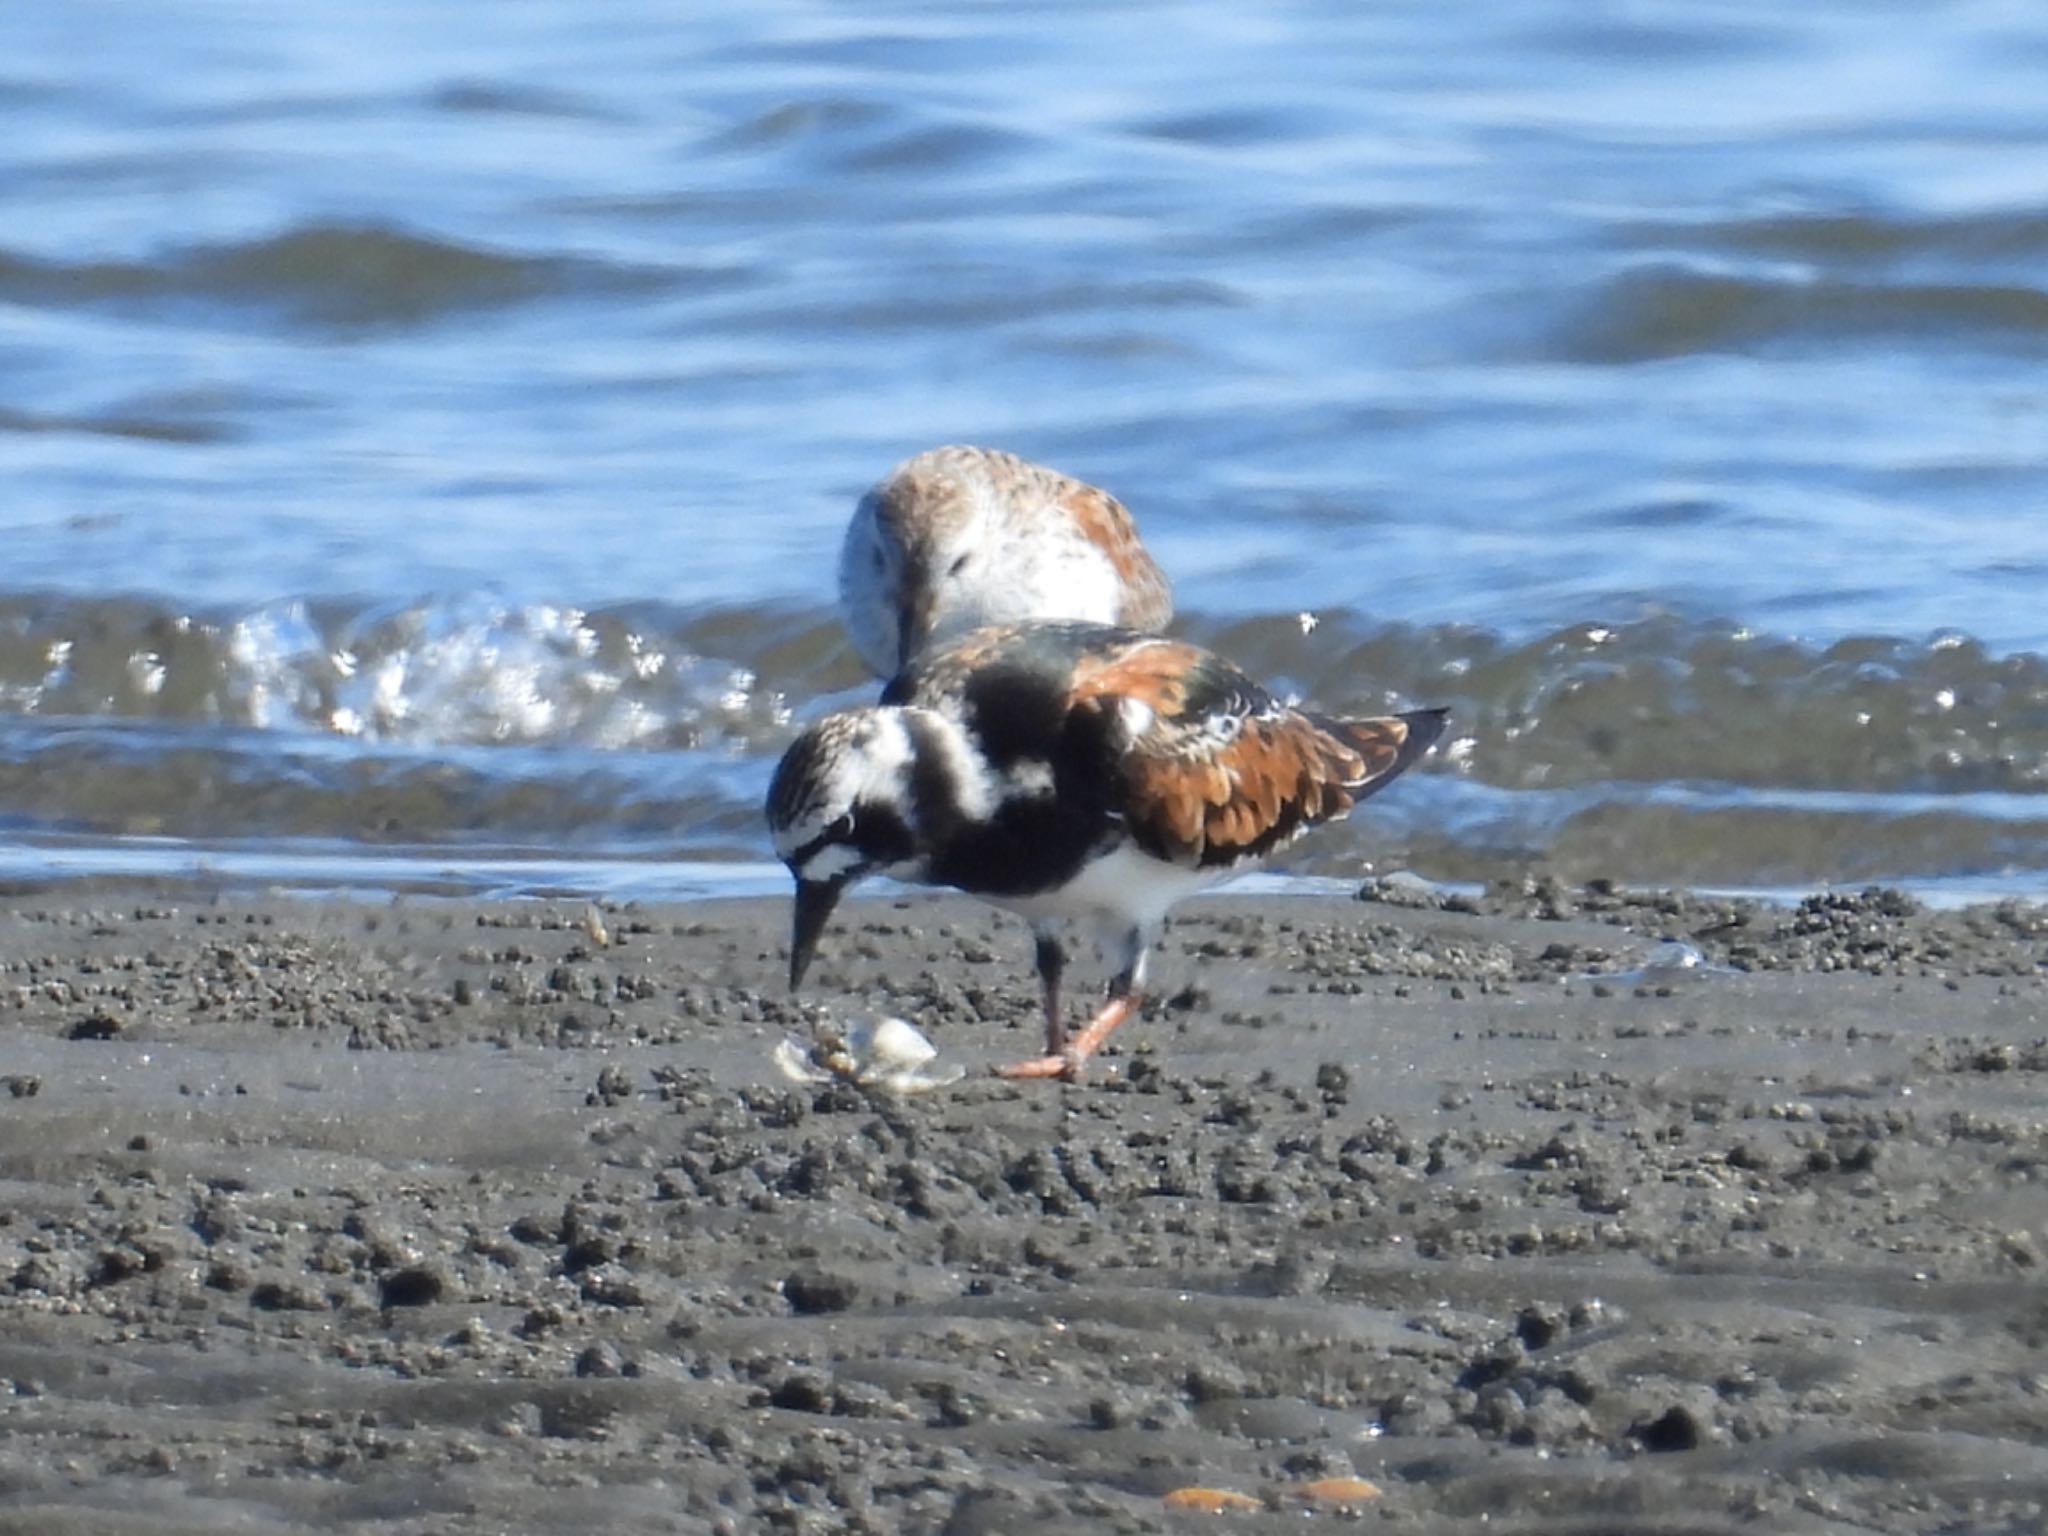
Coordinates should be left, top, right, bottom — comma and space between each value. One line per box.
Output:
1571, 938, 1737, 987
855, 1015, 939, 1071
771, 1016, 964, 1094
772, 1037, 834, 1085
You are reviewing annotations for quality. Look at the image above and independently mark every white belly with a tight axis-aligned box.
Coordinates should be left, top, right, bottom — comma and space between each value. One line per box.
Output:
992, 842, 1222, 932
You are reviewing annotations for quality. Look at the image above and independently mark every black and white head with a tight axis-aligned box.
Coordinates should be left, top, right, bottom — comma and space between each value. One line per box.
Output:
765, 708, 925, 990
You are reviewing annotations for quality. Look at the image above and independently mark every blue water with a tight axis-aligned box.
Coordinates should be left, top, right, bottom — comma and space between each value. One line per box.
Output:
4, 0, 2048, 895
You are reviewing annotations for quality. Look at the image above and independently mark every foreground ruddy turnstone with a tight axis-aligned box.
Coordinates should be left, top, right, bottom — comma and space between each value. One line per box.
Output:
767, 621, 1446, 1079
838, 445, 1172, 678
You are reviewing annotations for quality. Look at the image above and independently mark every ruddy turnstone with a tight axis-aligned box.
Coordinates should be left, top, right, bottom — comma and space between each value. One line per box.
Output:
838, 445, 1172, 678
767, 621, 1446, 1079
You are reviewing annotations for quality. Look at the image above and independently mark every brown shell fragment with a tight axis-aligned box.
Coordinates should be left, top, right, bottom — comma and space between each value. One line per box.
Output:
1293, 1474, 1382, 1508
1161, 1485, 1263, 1512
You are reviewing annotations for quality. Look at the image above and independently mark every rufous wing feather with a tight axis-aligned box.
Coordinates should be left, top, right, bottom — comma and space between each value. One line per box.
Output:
1115, 696, 1448, 869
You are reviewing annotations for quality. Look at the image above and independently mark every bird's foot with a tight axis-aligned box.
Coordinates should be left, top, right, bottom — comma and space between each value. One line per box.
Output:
992, 1050, 1083, 1081
992, 994, 1140, 1082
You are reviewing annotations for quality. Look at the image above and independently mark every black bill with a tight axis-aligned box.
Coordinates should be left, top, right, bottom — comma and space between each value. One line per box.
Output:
788, 877, 847, 992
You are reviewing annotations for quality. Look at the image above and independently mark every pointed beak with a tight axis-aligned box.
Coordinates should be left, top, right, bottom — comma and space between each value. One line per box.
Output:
896, 580, 935, 675
894, 602, 920, 675
788, 877, 846, 992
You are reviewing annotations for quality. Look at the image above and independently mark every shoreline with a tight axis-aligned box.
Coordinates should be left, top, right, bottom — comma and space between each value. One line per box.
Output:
9, 837, 2048, 915
2, 881, 2044, 1533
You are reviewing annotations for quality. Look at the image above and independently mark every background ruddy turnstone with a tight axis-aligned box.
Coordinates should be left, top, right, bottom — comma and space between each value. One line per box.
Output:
767, 620, 1447, 1079
838, 445, 1172, 678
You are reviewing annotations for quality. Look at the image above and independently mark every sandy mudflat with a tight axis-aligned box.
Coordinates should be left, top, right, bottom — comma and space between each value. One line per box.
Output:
1, 878, 2045, 1535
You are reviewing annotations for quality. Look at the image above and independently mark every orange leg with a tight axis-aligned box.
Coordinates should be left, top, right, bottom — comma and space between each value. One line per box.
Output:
994, 991, 1143, 1081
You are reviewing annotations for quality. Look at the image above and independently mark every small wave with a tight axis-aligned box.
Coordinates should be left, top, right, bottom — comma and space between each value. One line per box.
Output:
1633, 208, 2048, 269
1519, 14, 1781, 64
698, 94, 1040, 181
839, 121, 1032, 176
704, 96, 897, 154
1129, 106, 1323, 148
1, 593, 2045, 890
1547, 263, 2048, 362
0, 223, 679, 333
0, 720, 767, 857
2, 596, 2043, 797
702, 276, 1245, 337
0, 594, 820, 751
1186, 612, 2048, 798
0, 404, 233, 445
427, 80, 619, 122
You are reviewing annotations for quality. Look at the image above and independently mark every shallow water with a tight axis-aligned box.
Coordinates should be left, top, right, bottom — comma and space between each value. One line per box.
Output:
5, 1, 2048, 895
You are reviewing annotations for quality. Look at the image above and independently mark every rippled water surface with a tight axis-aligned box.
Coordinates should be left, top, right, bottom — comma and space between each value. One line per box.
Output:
5, 1, 2048, 895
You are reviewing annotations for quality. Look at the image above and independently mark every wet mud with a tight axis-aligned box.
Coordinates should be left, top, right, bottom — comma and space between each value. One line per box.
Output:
2, 881, 2045, 1534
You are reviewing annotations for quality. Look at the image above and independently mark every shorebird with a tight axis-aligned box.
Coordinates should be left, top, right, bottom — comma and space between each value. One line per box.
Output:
767, 621, 1446, 1079
838, 445, 1172, 679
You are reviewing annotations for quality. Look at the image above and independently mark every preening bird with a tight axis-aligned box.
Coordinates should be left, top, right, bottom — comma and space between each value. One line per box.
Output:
838, 445, 1171, 678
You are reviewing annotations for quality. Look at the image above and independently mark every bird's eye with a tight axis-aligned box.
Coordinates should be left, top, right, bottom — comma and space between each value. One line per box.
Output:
948, 553, 972, 576
827, 813, 855, 840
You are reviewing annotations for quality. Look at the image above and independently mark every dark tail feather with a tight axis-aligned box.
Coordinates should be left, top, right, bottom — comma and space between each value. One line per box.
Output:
1320, 706, 1450, 801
